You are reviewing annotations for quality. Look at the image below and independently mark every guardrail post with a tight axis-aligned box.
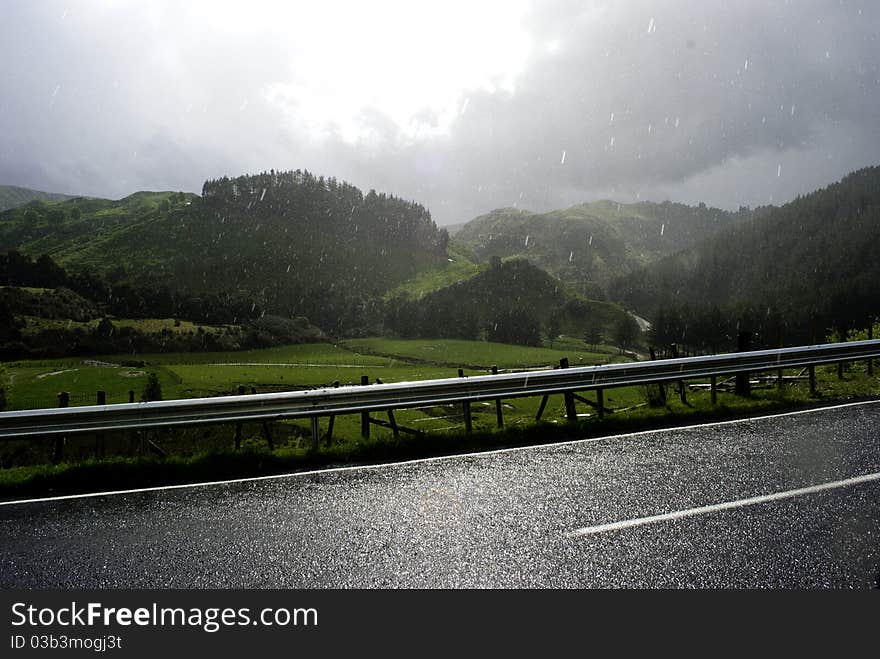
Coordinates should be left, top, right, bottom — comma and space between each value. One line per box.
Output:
710, 375, 717, 405
458, 369, 472, 434
491, 365, 504, 428
869, 323, 875, 376
96, 391, 106, 458
735, 331, 752, 396
649, 347, 667, 403
234, 385, 245, 449
597, 388, 605, 419
325, 381, 339, 445
52, 392, 69, 463
809, 366, 816, 395
560, 358, 577, 423
671, 344, 687, 404
361, 375, 370, 439
251, 386, 274, 450
310, 416, 319, 451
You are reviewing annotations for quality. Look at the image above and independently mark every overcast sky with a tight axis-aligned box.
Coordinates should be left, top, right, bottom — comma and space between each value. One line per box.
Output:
1, 0, 878, 224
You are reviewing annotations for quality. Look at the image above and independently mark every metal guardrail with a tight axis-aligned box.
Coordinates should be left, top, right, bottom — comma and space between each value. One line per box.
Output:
1, 339, 879, 439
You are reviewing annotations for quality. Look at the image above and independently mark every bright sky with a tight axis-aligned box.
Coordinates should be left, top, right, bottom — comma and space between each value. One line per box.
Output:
179, 0, 533, 143
2, 0, 879, 224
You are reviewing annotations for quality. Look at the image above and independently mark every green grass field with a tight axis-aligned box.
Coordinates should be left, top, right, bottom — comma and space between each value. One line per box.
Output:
340, 337, 617, 369
2, 338, 615, 409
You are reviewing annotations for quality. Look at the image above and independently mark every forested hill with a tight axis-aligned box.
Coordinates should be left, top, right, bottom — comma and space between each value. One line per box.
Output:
611, 165, 880, 348
0, 170, 449, 334
0, 185, 75, 212
384, 258, 634, 347
454, 200, 755, 299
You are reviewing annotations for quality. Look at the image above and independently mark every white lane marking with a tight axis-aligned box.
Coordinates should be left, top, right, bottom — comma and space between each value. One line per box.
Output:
1, 398, 878, 507
567, 471, 880, 538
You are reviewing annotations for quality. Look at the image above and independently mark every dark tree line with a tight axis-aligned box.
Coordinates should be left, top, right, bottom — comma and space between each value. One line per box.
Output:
0, 250, 263, 324
613, 166, 880, 347
0, 251, 324, 359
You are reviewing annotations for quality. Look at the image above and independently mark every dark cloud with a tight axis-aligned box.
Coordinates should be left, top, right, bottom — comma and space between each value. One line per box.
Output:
435, 0, 880, 216
1, 0, 878, 222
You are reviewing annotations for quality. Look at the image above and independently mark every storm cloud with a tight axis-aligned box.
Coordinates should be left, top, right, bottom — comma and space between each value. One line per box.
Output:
1, 0, 878, 223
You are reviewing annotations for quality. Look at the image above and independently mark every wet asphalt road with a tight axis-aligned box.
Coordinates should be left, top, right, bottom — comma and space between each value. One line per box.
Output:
2, 401, 879, 588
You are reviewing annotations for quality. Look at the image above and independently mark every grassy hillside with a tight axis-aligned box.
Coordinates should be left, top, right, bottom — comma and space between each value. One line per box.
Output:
0, 191, 192, 272
0, 185, 75, 212
455, 200, 753, 298
382, 239, 482, 300
0, 171, 449, 335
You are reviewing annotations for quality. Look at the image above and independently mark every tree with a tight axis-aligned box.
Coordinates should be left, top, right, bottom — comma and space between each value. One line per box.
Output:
96, 317, 116, 337
46, 208, 65, 225
546, 313, 562, 347
583, 318, 603, 350
141, 372, 163, 402
487, 308, 541, 346
613, 314, 640, 353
